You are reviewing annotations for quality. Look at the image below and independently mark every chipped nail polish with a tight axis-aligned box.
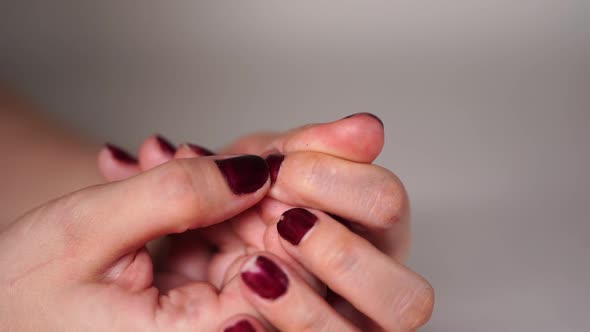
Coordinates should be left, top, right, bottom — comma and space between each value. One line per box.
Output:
265, 153, 284, 184
241, 256, 288, 300
215, 155, 269, 194
277, 208, 317, 245
105, 143, 137, 164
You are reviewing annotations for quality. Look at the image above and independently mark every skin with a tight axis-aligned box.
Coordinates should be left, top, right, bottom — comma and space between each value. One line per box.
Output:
0, 85, 433, 331
0, 86, 102, 226
99, 115, 433, 331
0, 156, 276, 331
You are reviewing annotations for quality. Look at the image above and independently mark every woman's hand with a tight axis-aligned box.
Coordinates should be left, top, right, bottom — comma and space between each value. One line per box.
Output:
97, 114, 408, 290
237, 208, 434, 332
0, 156, 273, 331
97, 114, 426, 330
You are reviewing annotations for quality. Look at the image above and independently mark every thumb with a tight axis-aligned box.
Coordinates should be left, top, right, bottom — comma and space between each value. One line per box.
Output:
26, 155, 270, 273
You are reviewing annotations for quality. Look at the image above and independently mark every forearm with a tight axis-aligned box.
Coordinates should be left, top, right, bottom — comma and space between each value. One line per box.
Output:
0, 86, 103, 226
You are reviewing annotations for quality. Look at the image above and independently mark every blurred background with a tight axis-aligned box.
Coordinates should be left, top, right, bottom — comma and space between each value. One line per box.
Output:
1, 1, 588, 330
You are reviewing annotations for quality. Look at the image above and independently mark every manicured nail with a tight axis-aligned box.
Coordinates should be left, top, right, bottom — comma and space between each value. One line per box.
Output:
265, 153, 284, 184
343, 112, 384, 127
105, 143, 137, 164
224, 320, 255, 332
241, 256, 289, 300
156, 135, 176, 155
182, 143, 214, 156
277, 208, 317, 245
215, 155, 269, 194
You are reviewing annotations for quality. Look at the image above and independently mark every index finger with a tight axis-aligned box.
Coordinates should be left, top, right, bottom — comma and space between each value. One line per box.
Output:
221, 113, 384, 163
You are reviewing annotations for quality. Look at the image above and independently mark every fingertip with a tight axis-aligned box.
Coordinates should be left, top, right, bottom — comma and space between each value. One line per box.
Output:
215, 155, 270, 195
98, 144, 140, 181
237, 253, 355, 332
276, 208, 318, 246
138, 134, 176, 170
337, 112, 385, 160
281, 115, 384, 163
105, 143, 138, 164
177, 143, 215, 158
239, 254, 290, 301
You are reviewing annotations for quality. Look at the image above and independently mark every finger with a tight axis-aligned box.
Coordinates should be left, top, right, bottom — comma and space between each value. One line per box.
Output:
265, 151, 409, 229
97, 143, 141, 181
218, 236, 326, 298
276, 208, 434, 332
137, 134, 177, 170
176, 143, 215, 158
222, 113, 384, 163
220, 315, 266, 332
33, 155, 271, 272
239, 254, 359, 332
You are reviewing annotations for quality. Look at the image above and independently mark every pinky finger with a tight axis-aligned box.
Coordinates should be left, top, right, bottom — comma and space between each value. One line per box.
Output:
221, 315, 267, 332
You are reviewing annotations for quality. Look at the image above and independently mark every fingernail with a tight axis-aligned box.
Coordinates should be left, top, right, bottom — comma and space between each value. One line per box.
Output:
215, 155, 269, 194
265, 153, 284, 184
105, 143, 137, 164
277, 208, 317, 245
181, 143, 214, 156
241, 256, 288, 300
156, 135, 177, 155
343, 112, 384, 127
224, 320, 255, 332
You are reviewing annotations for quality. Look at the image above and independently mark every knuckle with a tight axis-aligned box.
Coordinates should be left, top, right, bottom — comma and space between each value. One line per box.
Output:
153, 160, 205, 230
322, 231, 360, 278
45, 190, 90, 248
290, 152, 335, 201
367, 170, 408, 228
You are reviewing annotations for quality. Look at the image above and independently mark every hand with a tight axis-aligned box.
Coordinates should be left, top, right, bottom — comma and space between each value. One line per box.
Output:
98, 114, 416, 328
0, 155, 273, 331
237, 208, 434, 332
97, 114, 407, 290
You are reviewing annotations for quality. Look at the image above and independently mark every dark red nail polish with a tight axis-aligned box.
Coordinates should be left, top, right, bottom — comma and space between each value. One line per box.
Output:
156, 135, 176, 155
265, 153, 284, 184
215, 155, 269, 194
184, 143, 214, 156
277, 208, 317, 245
343, 112, 384, 127
241, 256, 288, 300
224, 320, 255, 332
105, 143, 137, 164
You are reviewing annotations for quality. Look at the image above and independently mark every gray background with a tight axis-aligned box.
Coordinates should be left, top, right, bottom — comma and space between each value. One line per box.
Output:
1, 1, 589, 331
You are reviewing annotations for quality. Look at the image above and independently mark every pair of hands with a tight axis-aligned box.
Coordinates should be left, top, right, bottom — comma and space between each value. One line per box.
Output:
0, 114, 433, 331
